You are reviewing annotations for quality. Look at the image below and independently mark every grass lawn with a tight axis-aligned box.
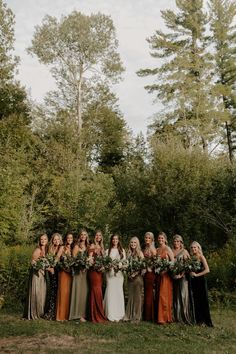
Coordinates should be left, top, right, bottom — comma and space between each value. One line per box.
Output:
0, 307, 235, 353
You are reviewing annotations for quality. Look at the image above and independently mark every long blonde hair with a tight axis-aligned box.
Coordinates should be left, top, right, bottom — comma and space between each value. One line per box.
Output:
173, 234, 184, 249
94, 229, 104, 252
190, 241, 203, 256
49, 233, 63, 254
127, 237, 143, 257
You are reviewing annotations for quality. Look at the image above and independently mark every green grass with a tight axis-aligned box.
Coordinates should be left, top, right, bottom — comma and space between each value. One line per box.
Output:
0, 308, 235, 353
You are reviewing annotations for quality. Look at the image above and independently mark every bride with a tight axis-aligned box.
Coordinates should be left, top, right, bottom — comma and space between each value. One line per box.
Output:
104, 234, 126, 321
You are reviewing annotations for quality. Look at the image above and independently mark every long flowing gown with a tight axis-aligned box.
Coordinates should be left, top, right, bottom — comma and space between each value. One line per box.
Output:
23, 267, 47, 320
104, 248, 125, 321
44, 252, 59, 320
190, 262, 213, 327
124, 258, 143, 321
69, 250, 88, 320
56, 270, 72, 321
173, 250, 195, 324
155, 247, 173, 324
88, 250, 107, 323
56, 248, 72, 321
143, 251, 155, 321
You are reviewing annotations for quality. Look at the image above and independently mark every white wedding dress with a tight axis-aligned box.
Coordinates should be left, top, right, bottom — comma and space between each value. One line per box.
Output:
104, 248, 126, 321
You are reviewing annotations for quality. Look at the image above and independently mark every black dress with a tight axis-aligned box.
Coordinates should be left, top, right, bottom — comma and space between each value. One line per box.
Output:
44, 270, 58, 320
190, 263, 213, 327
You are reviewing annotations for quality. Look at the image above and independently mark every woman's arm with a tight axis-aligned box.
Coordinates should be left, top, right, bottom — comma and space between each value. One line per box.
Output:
31, 248, 41, 263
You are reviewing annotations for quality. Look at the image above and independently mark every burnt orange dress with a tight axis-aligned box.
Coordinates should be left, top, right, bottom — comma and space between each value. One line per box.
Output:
155, 247, 173, 324
56, 249, 72, 321
88, 249, 107, 323
143, 249, 155, 321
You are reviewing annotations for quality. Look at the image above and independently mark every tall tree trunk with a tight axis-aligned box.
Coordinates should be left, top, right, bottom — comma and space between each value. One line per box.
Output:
225, 121, 233, 163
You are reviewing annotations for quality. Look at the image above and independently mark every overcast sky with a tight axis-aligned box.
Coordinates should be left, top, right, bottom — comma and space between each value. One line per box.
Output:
7, 0, 176, 135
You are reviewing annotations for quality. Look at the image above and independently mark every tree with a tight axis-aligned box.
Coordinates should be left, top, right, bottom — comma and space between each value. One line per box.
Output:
0, 0, 29, 120
28, 11, 124, 131
209, 0, 236, 162
138, 0, 218, 150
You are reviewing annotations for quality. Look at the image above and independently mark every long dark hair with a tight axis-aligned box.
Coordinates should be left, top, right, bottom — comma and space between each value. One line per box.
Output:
108, 234, 124, 259
64, 233, 74, 252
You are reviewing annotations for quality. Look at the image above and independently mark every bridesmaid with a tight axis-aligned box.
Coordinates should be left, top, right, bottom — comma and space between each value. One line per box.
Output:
104, 234, 126, 322
124, 237, 144, 322
190, 241, 213, 327
56, 233, 74, 321
23, 234, 48, 320
155, 231, 174, 324
172, 234, 195, 324
143, 232, 156, 321
44, 233, 63, 320
88, 230, 107, 323
69, 229, 89, 322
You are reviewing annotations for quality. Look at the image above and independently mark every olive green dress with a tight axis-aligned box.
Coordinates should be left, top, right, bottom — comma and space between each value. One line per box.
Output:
23, 268, 47, 320
124, 274, 143, 321
69, 253, 88, 320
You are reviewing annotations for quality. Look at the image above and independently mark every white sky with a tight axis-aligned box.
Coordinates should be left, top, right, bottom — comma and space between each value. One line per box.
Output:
7, 0, 176, 135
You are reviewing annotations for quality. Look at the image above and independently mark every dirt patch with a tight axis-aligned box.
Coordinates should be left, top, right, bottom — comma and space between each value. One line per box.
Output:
0, 334, 114, 353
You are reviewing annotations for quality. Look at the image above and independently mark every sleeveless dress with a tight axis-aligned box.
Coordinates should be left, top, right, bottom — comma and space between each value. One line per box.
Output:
143, 250, 155, 321
23, 252, 47, 320
190, 262, 213, 327
69, 250, 88, 320
155, 247, 173, 324
173, 250, 195, 324
124, 256, 143, 322
88, 249, 107, 323
56, 248, 72, 321
104, 248, 125, 321
44, 251, 60, 320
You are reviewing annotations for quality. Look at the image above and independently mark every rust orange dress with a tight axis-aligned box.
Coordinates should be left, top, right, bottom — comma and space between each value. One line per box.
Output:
88, 249, 107, 323
155, 247, 173, 324
143, 249, 155, 321
56, 249, 72, 321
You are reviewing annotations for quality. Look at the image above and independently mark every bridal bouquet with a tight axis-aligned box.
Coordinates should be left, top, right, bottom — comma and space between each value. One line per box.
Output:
112, 258, 129, 275
170, 257, 201, 276
91, 255, 106, 272
126, 257, 144, 279
152, 256, 170, 274
32, 257, 50, 276
46, 253, 57, 268
72, 252, 90, 274
57, 254, 75, 272
184, 256, 201, 273
102, 255, 114, 272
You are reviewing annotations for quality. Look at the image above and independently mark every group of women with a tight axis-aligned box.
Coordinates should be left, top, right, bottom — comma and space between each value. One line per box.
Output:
23, 229, 213, 327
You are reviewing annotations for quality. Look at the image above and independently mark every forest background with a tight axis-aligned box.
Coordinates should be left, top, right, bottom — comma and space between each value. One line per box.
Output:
0, 0, 235, 309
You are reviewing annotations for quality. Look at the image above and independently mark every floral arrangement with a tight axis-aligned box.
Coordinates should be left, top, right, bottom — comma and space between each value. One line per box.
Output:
32, 257, 50, 276
142, 256, 170, 274
72, 252, 90, 274
57, 254, 75, 272
112, 258, 129, 275
170, 256, 201, 276
126, 256, 144, 279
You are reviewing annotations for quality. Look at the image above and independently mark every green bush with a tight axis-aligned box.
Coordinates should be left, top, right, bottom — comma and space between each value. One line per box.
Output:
207, 243, 236, 291
0, 245, 33, 310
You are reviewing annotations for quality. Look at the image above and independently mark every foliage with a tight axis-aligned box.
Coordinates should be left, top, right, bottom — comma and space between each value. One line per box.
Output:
0, 245, 33, 308
28, 11, 124, 130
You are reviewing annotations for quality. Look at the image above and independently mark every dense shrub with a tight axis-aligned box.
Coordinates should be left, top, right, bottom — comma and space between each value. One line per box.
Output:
0, 245, 33, 309
207, 243, 236, 291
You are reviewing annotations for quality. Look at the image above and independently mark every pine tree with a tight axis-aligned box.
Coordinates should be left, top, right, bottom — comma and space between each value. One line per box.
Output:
138, 0, 217, 150
209, 0, 236, 162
